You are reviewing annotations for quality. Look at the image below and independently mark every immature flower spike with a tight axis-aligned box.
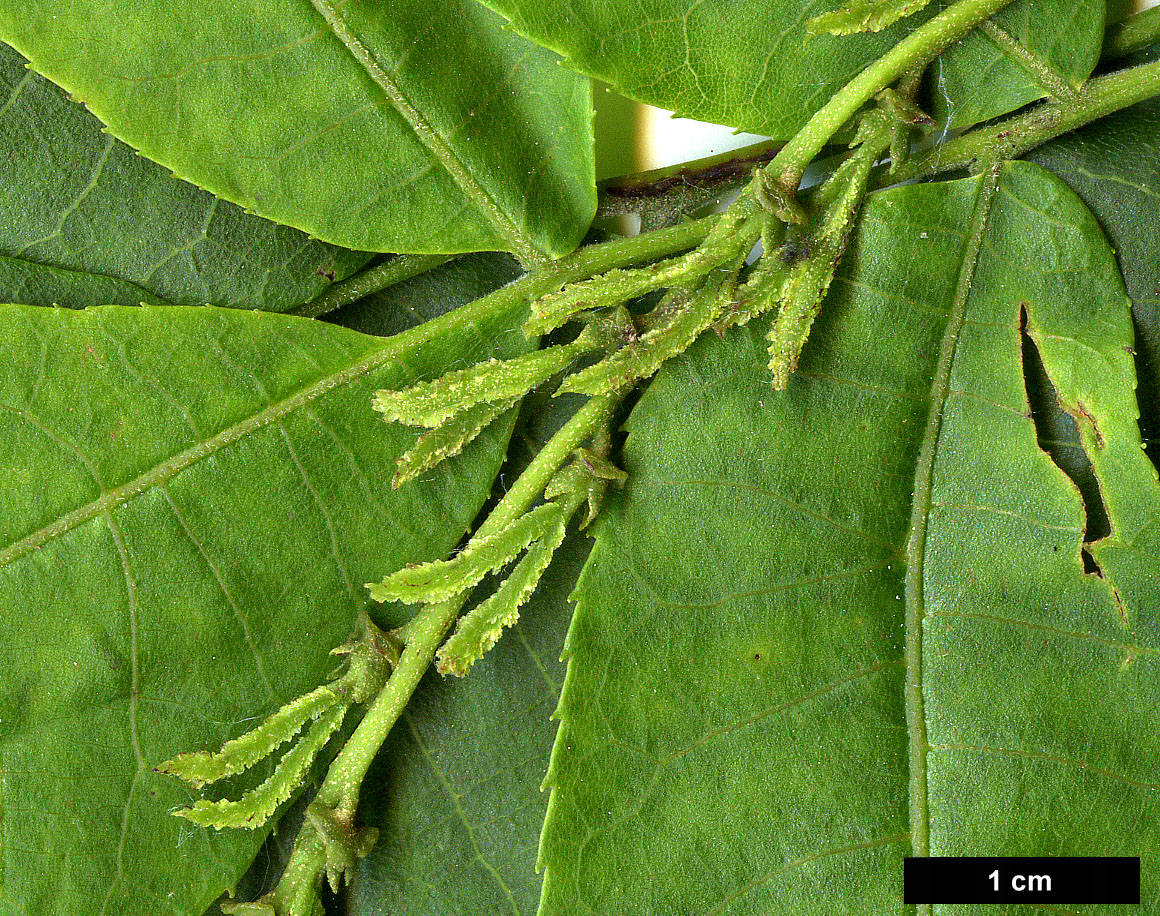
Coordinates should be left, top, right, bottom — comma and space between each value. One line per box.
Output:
557, 267, 737, 397
175, 704, 347, 829
373, 329, 598, 429
156, 683, 344, 789
158, 613, 395, 831
393, 398, 517, 488
367, 500, 565, 605
435, 521, 566, 677
437, 450, 622, 676
766, 109, 893, 388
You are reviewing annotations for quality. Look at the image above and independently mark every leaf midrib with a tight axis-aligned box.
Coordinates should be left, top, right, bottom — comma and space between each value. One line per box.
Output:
978, 19, 1077, 101
0, 302, 485, 569
305, 0, 545, 266
902, 163, 1000, 888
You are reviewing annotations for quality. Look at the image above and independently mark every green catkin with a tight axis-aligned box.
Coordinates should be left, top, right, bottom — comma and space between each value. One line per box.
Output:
156, 683, 344, 789
527, 253, 705, 335
366, 500, 564, 605
557, 268, 736, 397
393, 398, 516, 488
527, 204, 766, 336
767, 113, 892, 388
373, 330, 596, 428
175, 704, 347, 829
436, 497, 576, 677
721, 239, 792, 333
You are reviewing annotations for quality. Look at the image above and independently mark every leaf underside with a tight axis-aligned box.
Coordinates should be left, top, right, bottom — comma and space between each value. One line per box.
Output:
931, 0, 1104, 128
541, 161, 1160, 914
0, 42, 371, 311
0, 301, 530, 916
0, 2, 595, 257
478, 0, 1102, 138
1028, 91, 1160, 461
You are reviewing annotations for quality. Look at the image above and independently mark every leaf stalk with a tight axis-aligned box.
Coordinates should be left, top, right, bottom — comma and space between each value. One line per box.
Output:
290, 254, 452, 320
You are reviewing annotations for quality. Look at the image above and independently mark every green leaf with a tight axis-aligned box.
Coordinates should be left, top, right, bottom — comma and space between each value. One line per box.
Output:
0, 3, 595, 259
349, 532, 587, 916
0, 300, 530, 916
932, 0, 1104, 129
539, 161, 1160, 913
0, 42, 371, 311
327, 252, 524, 339
477, 0, 1099, 139
1027, 92, 1160, 458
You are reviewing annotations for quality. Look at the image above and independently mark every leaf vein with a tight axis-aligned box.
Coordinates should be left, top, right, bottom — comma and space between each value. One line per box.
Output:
305, 0, 543, 263
706, 834, 910, 916
0, 328, 419, 568
658, 658, 905, 767
925, 609, 1159, 658
97, 509, 143, 916
904, 164, 1000, 864
929, 743, 1160, 789
15, 134, 116, 256
275, 421, 360, 606
404, 713, 524, 915
928, 500, 1081, 533
159, 483, 278, 702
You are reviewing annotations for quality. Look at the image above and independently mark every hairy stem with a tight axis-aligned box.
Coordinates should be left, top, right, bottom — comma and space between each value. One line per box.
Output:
768, 0, 1018, 190
892, 57, 1160, 183
318, 393, 618, 813
256, 394, 619, 910
290, 254, 452, 320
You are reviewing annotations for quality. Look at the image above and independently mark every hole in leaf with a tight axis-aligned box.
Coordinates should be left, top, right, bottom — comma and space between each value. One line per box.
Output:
1020, 306, 1111, 543
1131, 303, 1160, 474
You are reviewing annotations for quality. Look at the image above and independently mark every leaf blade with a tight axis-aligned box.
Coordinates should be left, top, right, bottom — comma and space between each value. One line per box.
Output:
1027, 88, 1160, 461
0, 299, 531, 916
538, 161, 1160, 913
932, 0, 1105, 129
0, 2, 595, 257
478, 0, 1102, 138
0, 42, 371, 311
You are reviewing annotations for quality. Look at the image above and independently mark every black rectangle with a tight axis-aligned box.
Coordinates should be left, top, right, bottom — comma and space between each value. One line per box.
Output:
904, 857, 1140, 904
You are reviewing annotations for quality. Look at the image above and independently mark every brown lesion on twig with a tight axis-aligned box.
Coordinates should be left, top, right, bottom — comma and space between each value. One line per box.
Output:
596, 141, 784, 229
598, 143, 780, 206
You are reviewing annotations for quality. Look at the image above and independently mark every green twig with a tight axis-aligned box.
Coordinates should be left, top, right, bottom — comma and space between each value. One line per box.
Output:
891, 57, 1160, 184
290, 254, 452, 320
321, 393, 618, 811
252, 393, 620, 912
768, 0, 1019, 191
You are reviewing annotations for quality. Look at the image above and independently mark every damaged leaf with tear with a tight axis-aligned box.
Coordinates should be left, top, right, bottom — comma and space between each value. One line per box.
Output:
536, 160, 1160, 914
